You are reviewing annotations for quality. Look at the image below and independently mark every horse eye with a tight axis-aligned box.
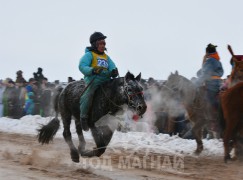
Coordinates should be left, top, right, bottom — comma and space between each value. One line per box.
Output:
127, 89, 133, 93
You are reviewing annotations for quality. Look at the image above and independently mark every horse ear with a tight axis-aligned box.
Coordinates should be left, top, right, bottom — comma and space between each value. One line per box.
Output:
135, 73, 141, 82
125, 71, 132, 81
175, 70, 179, 75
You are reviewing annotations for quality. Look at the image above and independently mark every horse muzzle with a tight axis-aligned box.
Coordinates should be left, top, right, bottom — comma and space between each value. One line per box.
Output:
136, 103, 147, 116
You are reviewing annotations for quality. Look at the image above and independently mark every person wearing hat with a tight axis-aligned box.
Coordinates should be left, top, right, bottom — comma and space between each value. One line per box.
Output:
196, 43, 224, 138
15, 70, 27, 84
79, 32, 119, 131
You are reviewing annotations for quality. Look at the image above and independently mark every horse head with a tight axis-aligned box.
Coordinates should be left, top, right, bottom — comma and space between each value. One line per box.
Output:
162, 71, 196, 103
230, 57, 243, 87
122, 71, 147, 116
164, 71, 185, 94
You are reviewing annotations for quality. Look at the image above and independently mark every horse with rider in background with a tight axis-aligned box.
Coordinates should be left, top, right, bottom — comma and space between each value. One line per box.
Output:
161, 71, 220, 154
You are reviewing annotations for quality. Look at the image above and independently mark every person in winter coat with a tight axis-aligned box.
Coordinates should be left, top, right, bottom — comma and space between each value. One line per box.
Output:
197, 44, 224, 108
196, 43, 224, 137
0, 80, 6, 117
79, 32, 119, 131
15, 70, 27, 84
15, 79, 27, 118
2, 78, 12, 117
6, 80, 19, 118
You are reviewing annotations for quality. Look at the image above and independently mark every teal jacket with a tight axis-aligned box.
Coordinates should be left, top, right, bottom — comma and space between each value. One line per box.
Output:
79, 48, 117, 84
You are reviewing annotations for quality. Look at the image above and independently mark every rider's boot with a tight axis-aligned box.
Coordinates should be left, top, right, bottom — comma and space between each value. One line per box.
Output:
80, 115, 89, 131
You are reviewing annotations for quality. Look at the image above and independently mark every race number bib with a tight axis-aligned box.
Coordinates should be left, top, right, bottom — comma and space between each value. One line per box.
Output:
97, 58, 108, 68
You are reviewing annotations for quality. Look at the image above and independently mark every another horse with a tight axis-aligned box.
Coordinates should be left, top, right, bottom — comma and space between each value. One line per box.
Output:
37, 72, 147, 163
229, 56, 243, 88
220, 82, 243, 162
161, 71, 212, 154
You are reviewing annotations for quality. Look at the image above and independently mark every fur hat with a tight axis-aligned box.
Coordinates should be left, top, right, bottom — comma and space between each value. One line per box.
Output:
16, 70, 23, 75
206, 43, 217, 53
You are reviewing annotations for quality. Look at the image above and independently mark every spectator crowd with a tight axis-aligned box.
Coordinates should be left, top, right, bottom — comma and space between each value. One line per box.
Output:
0, 67, 75, 119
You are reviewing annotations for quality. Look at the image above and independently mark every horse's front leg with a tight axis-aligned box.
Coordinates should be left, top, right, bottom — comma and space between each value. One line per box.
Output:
192, 120, 204, 154
81, 126, 114, 157
223, 121, 235, 163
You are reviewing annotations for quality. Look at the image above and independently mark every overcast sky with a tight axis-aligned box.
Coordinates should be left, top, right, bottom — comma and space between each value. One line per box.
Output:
1, 0, 243, 82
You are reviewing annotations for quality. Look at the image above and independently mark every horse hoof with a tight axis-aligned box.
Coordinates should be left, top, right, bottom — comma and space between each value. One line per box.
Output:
224, 154, 231, 163
72, 158, 80, 163
71, 150, 80, 163
194, 149, 203, 155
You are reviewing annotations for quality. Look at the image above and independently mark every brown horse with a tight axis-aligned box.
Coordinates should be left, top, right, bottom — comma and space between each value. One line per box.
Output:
161, 71, 215, 154
220, 82, 243, 162
229, 56, 243, 88
227, 45, 243, 88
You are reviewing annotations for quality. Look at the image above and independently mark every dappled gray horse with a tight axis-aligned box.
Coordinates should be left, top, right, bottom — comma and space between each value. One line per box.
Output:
37, 72, 147, 162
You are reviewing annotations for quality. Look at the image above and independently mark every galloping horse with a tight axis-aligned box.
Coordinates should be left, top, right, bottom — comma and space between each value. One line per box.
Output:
220, 82, 243, 162
161, 71, 211, 154
37, 72, 147, 163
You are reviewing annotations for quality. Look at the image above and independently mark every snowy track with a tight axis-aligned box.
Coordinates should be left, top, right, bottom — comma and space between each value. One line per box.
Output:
0, 116, 243, 179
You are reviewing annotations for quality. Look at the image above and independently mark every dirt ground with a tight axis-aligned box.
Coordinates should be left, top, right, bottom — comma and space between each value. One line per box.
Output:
0, 131, 243, 180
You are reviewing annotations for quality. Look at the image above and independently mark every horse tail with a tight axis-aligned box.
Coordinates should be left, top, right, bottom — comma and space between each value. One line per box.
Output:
37, 117, 60, 144
37, 86, 63, 144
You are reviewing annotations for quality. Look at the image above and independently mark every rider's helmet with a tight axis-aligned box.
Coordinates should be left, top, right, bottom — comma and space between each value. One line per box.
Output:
90, 32, 107, 44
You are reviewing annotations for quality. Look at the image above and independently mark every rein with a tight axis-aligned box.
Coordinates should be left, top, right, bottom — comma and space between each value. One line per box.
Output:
100, 77, 131, 109
101, 86, 123, 109
100, 77, 143, 112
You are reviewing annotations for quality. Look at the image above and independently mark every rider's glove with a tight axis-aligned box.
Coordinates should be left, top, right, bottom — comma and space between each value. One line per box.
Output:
110, 68, 119, 78
92, 67, 103, 75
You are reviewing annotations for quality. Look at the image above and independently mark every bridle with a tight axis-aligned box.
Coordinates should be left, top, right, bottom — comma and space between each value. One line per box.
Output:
101, 77, 144, 111
123, 78, 144, 109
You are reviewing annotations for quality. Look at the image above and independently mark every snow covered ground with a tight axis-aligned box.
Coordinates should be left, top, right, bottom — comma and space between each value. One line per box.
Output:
0, 115, 224, 158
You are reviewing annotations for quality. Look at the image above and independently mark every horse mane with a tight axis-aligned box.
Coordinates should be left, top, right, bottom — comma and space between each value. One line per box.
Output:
229, 58, 243, 87
166, 73, 200, 112
221, 82, 243, 105
178, 74, 192, 84
172, 74, 196, 92
101, 77, 123, 89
